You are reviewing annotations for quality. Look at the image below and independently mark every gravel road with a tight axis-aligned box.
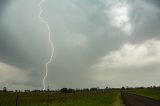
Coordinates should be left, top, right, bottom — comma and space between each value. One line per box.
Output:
121, 91, 160, 106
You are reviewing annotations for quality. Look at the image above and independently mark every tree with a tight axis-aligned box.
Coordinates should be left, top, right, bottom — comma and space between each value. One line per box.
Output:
121, 86, 125, 90
60, 88, 68, 93
3, 87, 7, 92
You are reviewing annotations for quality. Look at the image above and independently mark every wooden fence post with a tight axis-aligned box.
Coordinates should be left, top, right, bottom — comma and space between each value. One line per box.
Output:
64, 93, 67, 103
47, 94, 49, 106
16, 96, 18, 106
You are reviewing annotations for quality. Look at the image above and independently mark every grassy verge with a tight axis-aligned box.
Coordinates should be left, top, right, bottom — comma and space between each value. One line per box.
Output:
128, 89, 160, 100
113, 93, 125, 106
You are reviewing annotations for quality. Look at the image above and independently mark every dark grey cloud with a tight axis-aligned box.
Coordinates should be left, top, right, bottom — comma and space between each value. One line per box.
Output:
128, 0, 160, 43
0, 0, 34, 69
0, 0, 10, 16
146, 0, 160, 8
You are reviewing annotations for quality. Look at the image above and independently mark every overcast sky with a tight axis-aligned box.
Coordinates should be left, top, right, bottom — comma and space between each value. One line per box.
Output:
0, 0, 160, 90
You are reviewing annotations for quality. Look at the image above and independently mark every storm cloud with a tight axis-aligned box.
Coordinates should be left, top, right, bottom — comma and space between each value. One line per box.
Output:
0, 0, 160, 90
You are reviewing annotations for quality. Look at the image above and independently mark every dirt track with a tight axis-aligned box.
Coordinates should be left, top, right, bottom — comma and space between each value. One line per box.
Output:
121, 91, 160, 106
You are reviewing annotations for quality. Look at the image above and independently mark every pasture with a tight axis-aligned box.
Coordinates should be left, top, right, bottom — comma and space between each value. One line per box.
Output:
0, 91, 123, 106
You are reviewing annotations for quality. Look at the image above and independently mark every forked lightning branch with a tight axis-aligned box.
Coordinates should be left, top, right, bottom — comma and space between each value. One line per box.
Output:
38, 0, 54, 90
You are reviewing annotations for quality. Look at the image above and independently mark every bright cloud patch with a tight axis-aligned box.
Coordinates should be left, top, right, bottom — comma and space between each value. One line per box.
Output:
92, 39, 160, 69
91, 39, 160, 87
111, 5, 131, 32
0, 62, 31, 86
103, 0, 132, 35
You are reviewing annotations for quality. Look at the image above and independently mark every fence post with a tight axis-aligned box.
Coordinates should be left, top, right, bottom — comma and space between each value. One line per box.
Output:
47, 94, 49, 106
64, 93, 67, 103
16, 96, 18, 106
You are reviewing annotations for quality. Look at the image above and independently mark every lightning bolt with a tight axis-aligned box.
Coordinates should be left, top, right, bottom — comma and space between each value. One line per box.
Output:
38, 0, 54, 90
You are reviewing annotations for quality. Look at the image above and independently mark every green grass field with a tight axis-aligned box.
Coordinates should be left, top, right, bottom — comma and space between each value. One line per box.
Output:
0, 91, 124, 106
128, 88, 160, 100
